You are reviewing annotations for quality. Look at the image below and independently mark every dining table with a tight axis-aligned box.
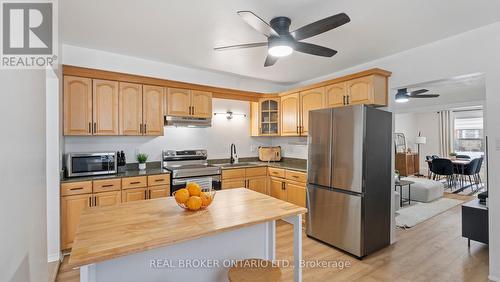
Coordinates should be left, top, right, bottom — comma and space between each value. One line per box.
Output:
426, 158, 472, 193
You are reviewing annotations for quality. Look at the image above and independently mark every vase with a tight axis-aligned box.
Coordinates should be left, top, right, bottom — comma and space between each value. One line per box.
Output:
139, 163, 146, 170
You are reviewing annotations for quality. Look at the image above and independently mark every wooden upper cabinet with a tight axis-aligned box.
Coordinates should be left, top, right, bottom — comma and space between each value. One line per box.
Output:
92, 79, 119, 135
167, 88, 191, 117
143, 85, 164, 136
64, 76, 92, 135
119, 82, 143, 135
280, 93, 300, 136
191, 90, 212, 118
300, 87, 324, 136
346, 76, 372, 105
325, 82, 346, 108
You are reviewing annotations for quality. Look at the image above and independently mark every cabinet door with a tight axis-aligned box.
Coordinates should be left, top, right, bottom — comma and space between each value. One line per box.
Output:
259, 98, 280, 136
280, 93, 300, 136
143, 85, 164, 136
191, 90, 212, 118
250, 101, 260, 136
222, 179, 246, 189
300, 87, 325, 136
325, 82, 346, 108
64, 76, 92, 135
286, 181, 306, 208
94, 191, 121, 207
247, 176, 267, 195
119, 82, 143, 135
60, 194, 91, 249
346, 76, 372, 105
121, 187, 147, 202
93, 79, 119, 135
167, 88, 191, 117
270, 178, 286, 201
148, 185, 170, 199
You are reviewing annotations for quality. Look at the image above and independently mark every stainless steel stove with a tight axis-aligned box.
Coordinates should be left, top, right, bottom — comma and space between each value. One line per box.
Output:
162, 149, 221, 194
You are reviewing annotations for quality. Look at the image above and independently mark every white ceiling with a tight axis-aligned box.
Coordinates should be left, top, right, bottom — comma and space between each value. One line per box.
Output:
60, 0, 500, 84
393, 73, 486, 113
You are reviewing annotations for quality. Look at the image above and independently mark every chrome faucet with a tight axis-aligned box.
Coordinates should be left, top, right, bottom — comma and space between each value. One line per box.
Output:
230, 143, 238, 164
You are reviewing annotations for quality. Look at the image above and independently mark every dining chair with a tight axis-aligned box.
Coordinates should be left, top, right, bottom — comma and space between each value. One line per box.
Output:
431, 155, 439, 159
425, 156, 433, 179
456, 154, 471, 159
458, 158, 481, 191
431, 158, 455, 189
474, 157, 484, 189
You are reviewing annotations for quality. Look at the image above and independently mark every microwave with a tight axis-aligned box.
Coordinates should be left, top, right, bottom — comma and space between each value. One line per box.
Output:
65, 152, 117, 178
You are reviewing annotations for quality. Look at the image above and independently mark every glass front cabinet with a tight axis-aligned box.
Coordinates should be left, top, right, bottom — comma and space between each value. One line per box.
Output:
258, 98, 280, 136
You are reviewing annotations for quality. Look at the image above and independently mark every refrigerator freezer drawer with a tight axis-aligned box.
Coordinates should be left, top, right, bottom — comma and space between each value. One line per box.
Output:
306, 185, 362, 257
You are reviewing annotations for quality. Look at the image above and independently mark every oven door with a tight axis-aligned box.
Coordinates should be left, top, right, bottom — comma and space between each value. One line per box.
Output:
171, 175, 221, 195
66, 153, 116, 177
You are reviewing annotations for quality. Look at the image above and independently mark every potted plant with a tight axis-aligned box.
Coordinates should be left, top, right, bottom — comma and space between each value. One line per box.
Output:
394, 170, 401, 183
137, 153, 148, 170
449, 152, 457, 160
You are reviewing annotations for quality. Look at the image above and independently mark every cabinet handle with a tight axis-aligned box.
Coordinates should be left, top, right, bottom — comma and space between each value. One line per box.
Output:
155, 179, 164, 182
101, 184, 114, 188
93, 122, 96, 133
89, 196, 92, 207
130, 181, 141, 185
346, 95, 350, 105
144, 124, 147, 134
70, 187, 83, 191
149, 190, 152, 199
343, 96, 346, 105
88, 122, 92, 133
93, 196, 97, 207
192, 106, 195, 115
145, 190, 148, 199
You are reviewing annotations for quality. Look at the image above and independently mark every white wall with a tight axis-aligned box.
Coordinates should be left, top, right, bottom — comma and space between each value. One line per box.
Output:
394, 113, 418, 152
65, 99, 272, 161
63, 45, 288, 93
271, 137, 308, 159
293, 22, 500, 280
0, 70, 47, 282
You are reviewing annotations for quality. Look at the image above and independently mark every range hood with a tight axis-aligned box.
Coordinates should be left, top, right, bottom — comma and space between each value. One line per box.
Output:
164, 116, 212, 128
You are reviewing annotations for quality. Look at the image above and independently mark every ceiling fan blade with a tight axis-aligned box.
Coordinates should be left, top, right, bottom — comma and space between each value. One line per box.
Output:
214, 42, 267, 51
237, 11, 279, 37
409, 89, 429, 95
291, 13, 350, 41
264, 55, 278, 67
410, 94, 440, 98
295, 42, 337, 57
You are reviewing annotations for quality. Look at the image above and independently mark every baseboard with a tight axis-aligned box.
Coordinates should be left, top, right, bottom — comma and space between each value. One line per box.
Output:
48, 252, 61, 262
489, 274, 499, 281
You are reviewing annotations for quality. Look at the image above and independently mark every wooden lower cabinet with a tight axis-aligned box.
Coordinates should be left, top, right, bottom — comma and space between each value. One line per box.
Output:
148, 185, 170, 199
222, 179, 246, 189
247, 176, 267, 194
94, 191, 121, 207
285, 180, 306, 208
122, 187, 147, 202
60, 194, 91, 249
270, 177, 287, 201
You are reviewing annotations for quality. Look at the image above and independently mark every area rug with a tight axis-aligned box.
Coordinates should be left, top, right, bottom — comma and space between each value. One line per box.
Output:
395, 198, 464, 228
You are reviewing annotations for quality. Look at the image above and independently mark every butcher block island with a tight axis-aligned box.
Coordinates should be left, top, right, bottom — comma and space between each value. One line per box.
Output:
69, 188, 307, 282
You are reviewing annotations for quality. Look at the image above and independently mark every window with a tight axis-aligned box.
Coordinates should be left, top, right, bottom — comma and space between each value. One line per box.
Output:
453, 113, 484, 158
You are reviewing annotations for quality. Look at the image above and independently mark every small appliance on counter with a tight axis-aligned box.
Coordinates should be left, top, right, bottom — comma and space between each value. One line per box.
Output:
258, 146, 281, 162
117, 151, 127, 173
65, 152, 117, 178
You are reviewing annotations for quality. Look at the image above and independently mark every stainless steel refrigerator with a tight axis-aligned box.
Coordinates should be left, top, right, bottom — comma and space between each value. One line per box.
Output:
306, 105, 392, 258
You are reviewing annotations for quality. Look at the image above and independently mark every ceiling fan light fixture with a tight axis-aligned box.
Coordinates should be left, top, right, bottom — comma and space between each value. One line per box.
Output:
395, 93, 409, 103
268, 45, 293, 57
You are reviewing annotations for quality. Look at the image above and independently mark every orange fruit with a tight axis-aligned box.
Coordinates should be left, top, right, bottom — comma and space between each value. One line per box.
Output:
186, 182, 202, 197
186, 196, 202, 211
200, 192, 212, 206
174, 188, 190, 204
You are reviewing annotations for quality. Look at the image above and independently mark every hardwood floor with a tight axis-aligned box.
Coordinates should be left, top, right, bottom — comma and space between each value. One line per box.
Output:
56, 194, 489, 282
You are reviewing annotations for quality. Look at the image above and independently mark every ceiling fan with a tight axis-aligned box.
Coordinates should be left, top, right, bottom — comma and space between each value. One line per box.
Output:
395, 88, 440, 103
214, 11, 350, 67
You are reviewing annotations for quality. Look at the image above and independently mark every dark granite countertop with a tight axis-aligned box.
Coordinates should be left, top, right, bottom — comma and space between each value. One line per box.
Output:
61, 167, 170, 183
209, 157, 307, 172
